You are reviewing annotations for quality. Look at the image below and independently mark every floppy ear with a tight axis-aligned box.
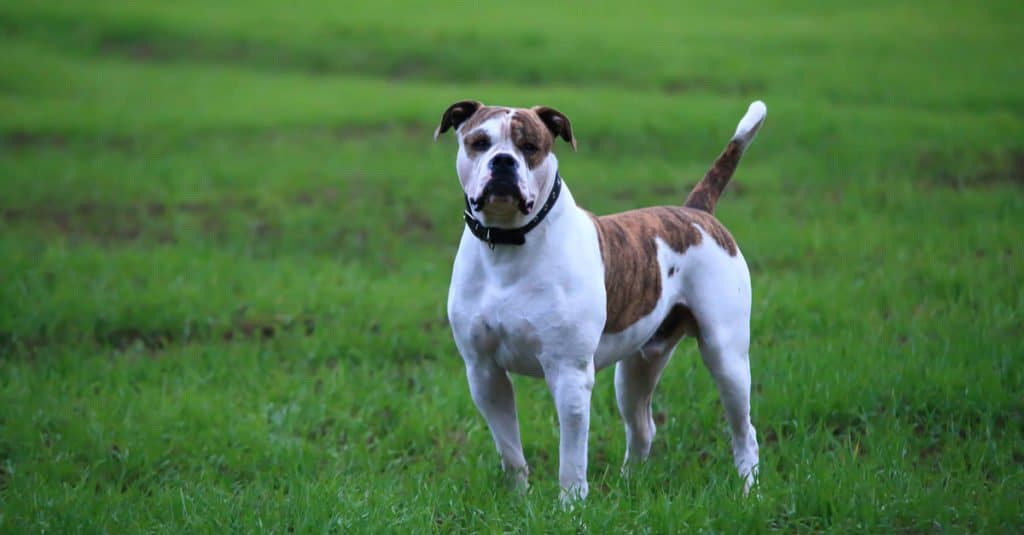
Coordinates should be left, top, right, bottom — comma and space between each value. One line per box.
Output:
434, 100, 484, 140
532, 106, 577, 151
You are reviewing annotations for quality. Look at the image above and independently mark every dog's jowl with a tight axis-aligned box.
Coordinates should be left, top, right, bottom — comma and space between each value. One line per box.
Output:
437, 100, 767, 502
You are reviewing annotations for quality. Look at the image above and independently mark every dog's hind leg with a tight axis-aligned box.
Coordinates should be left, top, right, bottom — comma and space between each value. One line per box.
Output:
696, 320, 759, 493
466, 362, 529, 489
684, 245, 759, 492
616, 305, 698, 466
615, 348, 673, 466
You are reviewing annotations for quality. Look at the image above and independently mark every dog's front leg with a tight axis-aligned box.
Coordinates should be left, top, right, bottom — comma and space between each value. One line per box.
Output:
465, 362, 529, 489
544, 358, 596, 503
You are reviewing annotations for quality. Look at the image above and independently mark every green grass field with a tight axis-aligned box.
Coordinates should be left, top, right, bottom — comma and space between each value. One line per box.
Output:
1, 1, 1022, 532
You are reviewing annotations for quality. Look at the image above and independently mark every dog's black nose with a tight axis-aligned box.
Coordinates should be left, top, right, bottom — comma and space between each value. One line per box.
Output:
490, 153, 518, 171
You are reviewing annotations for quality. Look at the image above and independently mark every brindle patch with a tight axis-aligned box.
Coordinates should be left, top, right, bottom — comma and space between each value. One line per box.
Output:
684, 140, 742, 214
510, 110, 554, 169
591, 206, 737, 333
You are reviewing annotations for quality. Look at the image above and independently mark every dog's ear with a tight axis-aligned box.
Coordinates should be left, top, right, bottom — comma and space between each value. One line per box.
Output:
532, 106, 577, 151
434, 100, 484, 141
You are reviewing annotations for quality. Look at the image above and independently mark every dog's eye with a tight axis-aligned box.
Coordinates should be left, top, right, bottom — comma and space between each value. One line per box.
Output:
470, 138, 491, 151
521, 142, 539, 154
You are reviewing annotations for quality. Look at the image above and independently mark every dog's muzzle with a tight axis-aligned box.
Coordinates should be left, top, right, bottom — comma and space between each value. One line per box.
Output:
470, 153, 533, 214
472, 177, 533, 214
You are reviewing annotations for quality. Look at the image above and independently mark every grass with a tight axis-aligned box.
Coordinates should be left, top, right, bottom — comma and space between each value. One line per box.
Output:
0, 0, 1022, 532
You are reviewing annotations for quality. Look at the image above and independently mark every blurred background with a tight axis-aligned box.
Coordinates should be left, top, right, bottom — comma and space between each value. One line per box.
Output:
0, 1, 1021, 531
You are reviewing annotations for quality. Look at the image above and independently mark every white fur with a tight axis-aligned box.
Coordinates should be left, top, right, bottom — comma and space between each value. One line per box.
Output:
446, 104, 762, 502
733, 100, 767, 148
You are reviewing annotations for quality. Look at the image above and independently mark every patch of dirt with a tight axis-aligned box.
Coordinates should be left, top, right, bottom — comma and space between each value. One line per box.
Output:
2, 314, 318, 358
98, 38, 166, 62
1, 130, 139, 153
86, 23, 761, 96
761, 420, 799, 445
682, 179, 747, 199
102, 327, 175, 352
401, 209, 436, 234
4, 201, 177, 245
387, 58, 430, 81
613, 177, 749, 205
306, 417, 338, 442
661, 77, 766, 96
221, 315, 316, 342
420, 316, 449, 333
1, 131, 68, 150
826, 411, 869, 442
97, 32, 228, 65
916, 148, 1024, 190
611, 189, 638, 202
239, 123, 422, 145
918, 441, 943, 460
0, 330, 49, 360
0, 331, 15, 357
0, 196, 299, 245
2, 122, 422, 157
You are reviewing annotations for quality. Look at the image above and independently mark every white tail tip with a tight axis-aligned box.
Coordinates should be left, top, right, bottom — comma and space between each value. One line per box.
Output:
733, 100, 767, 148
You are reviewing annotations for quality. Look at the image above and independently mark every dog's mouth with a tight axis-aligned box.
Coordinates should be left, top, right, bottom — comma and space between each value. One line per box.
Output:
472, 176, 533, 215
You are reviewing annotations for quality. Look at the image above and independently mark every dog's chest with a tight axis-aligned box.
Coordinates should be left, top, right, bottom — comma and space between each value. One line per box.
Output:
448, 202, 609, 373
464, 296, 547, 377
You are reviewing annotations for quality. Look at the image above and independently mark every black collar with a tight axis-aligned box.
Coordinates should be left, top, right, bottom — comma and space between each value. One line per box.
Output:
463, 173, 563, 248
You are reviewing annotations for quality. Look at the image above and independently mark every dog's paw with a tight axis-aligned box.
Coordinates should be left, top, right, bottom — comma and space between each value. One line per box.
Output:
511, 474, 530, 495
559, 482, 589, 508
620, 451, 647, 477
503, 465, 530, 494
740, 463, 760, 498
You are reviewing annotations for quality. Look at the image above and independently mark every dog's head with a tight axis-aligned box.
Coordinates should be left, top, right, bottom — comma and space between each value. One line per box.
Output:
435, 100, 576, 225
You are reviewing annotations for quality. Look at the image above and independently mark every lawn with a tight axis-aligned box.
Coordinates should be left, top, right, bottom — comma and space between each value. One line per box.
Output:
1, 0, 1022, 532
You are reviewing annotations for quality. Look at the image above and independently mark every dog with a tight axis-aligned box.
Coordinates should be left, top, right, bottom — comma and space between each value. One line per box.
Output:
436, 99, 766, 501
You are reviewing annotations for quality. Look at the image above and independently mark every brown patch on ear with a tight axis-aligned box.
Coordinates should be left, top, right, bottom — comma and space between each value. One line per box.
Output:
590, 206, 737, 333
531, 106, 577, 151
510, 111, 554, 169
434, 100, 483, 140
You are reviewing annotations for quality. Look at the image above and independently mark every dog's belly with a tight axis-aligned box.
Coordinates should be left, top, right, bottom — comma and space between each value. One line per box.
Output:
593, 291, 679, 366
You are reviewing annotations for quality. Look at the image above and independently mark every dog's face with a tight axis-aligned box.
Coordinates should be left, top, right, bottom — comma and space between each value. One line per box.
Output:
435, 100, 577, 223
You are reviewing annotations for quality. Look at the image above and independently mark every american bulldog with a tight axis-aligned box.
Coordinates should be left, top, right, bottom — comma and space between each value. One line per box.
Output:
436, 100, 766, 501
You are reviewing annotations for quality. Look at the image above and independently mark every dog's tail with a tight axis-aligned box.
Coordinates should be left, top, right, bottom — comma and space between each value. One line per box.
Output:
684, 101, 767, 214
